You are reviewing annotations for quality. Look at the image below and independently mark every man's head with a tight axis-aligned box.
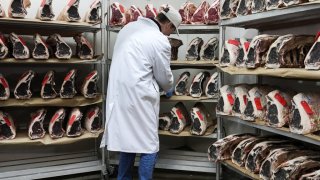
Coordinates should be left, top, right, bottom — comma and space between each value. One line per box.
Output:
156, 5, 182, 36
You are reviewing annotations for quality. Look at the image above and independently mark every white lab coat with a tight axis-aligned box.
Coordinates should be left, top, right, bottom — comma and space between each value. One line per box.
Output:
100, 17, 174, 153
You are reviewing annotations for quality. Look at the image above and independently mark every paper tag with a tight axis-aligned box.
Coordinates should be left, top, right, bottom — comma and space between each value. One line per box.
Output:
68, 115, 76, 126
196, 111, 204, 121
88, 111, 96, 119
18, 36, 27, 46
227, 94, 234, 105
50, 113, 60, 124
301, 101, 314, 115
42, 75, 49, 86
316, 31, 320, 41
0, 78, 8, 88
254, 98, 263, 110
244, 42, 250, 52
64, 71, 74, 81
228, 39, 240, 46
86, 71, 96, 80
243, 95, 247, 105
119, 4, 125, 13
176, 109, 184, 120
3, 116, 11, 127
274, 93, 287, 107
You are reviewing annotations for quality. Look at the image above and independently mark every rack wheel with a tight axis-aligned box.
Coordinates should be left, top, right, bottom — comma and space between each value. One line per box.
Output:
107, 165, 118, 178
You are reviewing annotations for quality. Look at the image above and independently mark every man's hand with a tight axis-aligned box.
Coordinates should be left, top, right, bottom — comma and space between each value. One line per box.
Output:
165, 87, 174, 98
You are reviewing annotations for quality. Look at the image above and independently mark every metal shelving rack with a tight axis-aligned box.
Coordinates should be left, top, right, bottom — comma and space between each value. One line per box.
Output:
105, 0, 219, 174
216, 2, 320, 179
0, 0, 107, 178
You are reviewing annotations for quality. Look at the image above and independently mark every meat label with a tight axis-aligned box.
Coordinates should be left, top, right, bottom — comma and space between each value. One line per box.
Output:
196, 111, 204, 121
274, 93, 287, 107
254, 98, 263, 110
3, 116, 11, 126
227, 94, 235, 105
0, 78, 8, 88
301, 101, 314, 115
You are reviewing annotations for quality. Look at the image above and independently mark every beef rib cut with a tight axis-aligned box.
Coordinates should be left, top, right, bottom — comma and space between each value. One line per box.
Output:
8, 0, 31, 18
235, 38, 250, 67
305, 35, 320, 70
0, 111, 16, 140
159, 113, 171, 131
183, 2, 197, 24
220, 39, 241, 67
32, 33, 50, 60
41, 70, 57, 99
168, 38, 183, 60
236, 0, 253, 16
36, 0, 55, 21
169, 102, 191, 134
145, 4, 157, 18
81, 70, 99, 98
74, 34, 94, 60
60, 69, 77, 98
216, 85, 235, 115
66, 108, 83, 137
28, 108, 46, 140
186, 37, 204, 61
220, 0, 239, 19
85, 106, 101, 133
110, 2, 127, 26
204, 0, 220, 25
175, 71, 191, 96
0, 33, 8, 59
0, 74, 10, 100
57, 0, 81, 22
251, 0, 266, 13
191, 0, 209, 24
283, 0, 309, 7
14, 70, 34, 99
190, 102, 216, 136
48, 108, 65, 139
201, 37, 219, 61
9, 32, 30, 60
232, 84, 251, 117
46, 34, 72, 60
128, 5, 143, 22
205, 72, 219, 98
189, 71, 210, 98
83, 0, 101, 24
266, 0, 284, 11
179, 2, 189, 24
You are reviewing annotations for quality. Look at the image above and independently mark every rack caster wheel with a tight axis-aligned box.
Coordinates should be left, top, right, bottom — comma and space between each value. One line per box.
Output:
107, 165, 118, 178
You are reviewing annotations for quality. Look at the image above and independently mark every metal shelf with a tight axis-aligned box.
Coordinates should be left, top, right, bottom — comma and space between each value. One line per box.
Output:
220, 2, 320, 30
0, 18, 101, 36
217, 65, 320, 80
221, 160, 261, 180
219, 115, 320, 146
0, 151, 102, 180
171, 60, 218, 69
159, 126, 217, 139
0, 56, 103, 65
107, 24, 219, 34
161, 95, 217, 103
0, 95, 103, 107
110, 150, 216, 173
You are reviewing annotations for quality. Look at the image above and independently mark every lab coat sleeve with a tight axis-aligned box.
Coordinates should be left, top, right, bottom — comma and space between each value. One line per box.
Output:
152, 40, 174, 92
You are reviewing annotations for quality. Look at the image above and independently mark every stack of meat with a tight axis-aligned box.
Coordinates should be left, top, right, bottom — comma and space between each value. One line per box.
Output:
208, 134, 320, 179
219, 34, 320, 71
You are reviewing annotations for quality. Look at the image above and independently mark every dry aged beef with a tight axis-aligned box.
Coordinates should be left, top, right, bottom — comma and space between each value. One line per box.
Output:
66, 108, 83, 137
245, 140, 293, 173
204, 0, 220, 25
28, 109, 46, 140
186, 37, 204, 61
266, 34, 314, 68
81, 70, 99, 98
128, 5, 143, 22
260, 149, 317, 180
110, 2, 127, 26
245, 34, 278, 68
265, 90, 293, 128
179, 2, 188, 23
283, 0, 309, 7
251, 0, 266, 13
145, 4, 157, 18
0, 33, 8, 59
159, 113, 171, 131
220, 0, 239, 19
168, 38, 183, 60
290, 93, 320, 134
0, 111, 16, 140
32, 33, 50, 60
216, 85, 235, 115
85, 106, 101, 133
8, 0, 31, 18
60, 69, 77, 98
0, 74, 10, 100
208, 134, 253, 161
57, 0, 81, 22
46, 34, 72, 60
189, 71, 210, 98
48, 108, 65, 139
305, 35, 320, 70
181, 2, 197, 24
41, 70, 57, 99
9, 33, 30, 60
14, 70, 35, 99
266, 0, 283, 11
169, 102, 191, 134
36, 0, 54, 21
232, 84, 251, 117
174, 71, 190, 96
236, 38, 250, 67
190, 102, 216, 136
83, 0, 101, 24
272, 156, 320, 180
0, 3, 6, 17
205, 72, 219, 98
191, 0, 209, 24
300, 169, 320, 180
74, 34, 94, 60
220, 39, 240, 67
242, 86, 273, 121
201, 37, 219, 61
236, 0, 253, 16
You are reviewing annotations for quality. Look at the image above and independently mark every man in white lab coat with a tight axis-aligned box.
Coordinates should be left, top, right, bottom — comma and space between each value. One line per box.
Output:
100, 5, 182, 180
